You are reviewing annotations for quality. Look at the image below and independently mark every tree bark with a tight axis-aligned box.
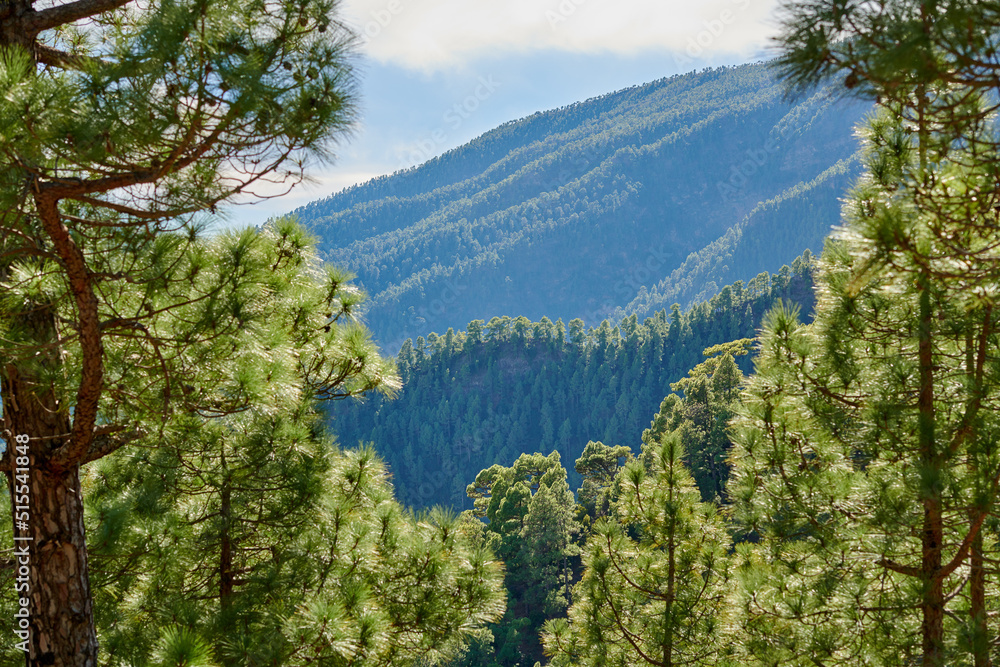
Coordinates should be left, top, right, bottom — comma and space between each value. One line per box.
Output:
219, 481, 234, 611
3, 367, 100, 666
662, 473, 675, 667
917, 283, 944, 667
0, 0, 35, 50
24, 463, 98, 665
970, 526, 990, 667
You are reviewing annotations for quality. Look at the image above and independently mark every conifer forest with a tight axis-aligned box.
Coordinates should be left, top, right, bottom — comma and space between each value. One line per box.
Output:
5, 0, 1000, 666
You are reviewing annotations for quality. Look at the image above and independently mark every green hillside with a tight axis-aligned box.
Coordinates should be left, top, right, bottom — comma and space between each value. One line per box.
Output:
293, 63, 868, 349
619, 155, 858, 317
328, 254, 817, 510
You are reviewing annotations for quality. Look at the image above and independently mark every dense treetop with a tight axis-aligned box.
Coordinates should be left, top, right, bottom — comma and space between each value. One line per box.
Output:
328, 254, 816, 509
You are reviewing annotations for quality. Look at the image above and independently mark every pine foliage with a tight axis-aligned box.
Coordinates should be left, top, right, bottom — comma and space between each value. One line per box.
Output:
544, 432, 734, 667
728, 110, 1000, 666
84, 405, 505, 666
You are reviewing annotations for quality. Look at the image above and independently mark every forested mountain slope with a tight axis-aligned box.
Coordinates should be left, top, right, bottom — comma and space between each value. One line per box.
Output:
328, 254, 817, 509
619, 155, 857, 318
293, 62, 869, 348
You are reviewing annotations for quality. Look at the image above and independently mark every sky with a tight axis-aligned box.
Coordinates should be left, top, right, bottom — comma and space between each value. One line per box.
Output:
221, 0, 783, 227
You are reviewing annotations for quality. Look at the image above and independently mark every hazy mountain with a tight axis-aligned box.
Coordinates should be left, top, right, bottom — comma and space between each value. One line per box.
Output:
291, 61, 869, 351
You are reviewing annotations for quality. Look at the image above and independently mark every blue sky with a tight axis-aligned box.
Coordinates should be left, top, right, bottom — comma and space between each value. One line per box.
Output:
222, 0, 782, 227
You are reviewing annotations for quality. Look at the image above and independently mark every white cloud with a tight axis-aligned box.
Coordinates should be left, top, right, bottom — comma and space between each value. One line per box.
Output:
342, 0, 780, 72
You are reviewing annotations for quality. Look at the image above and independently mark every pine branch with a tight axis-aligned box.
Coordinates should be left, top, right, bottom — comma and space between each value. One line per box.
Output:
82, 427, 145, 464
34, 191, 104, 470
21, 0, 134, 35
34, 43, 100, 70
876, 557, 921, 578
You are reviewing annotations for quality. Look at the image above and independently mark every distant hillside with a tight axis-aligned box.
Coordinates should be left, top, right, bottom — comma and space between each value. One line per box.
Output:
328, 254, 817, 510
619, 155, 858, 318
293, 62, 868, 349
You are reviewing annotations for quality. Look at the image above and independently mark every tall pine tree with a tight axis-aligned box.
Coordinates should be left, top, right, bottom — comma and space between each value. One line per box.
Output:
729, 107, 1000, 665
0, 0, 364, 658
544, 434, 734, 667
728, 4, 1000, 663
466, 451, 582, 667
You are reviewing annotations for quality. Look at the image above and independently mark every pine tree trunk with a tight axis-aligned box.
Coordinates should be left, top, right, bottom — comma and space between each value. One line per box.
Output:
662, 483, 676, 667
922, 531, 944, 666
24, 463, 98, 665
965, 320, 991, 667
0, 0, 35, 50
970, 527, 990, 667
3, 369, 100, 667
917, 284, 944, 667
0, 212, 104, 666
220, 482, 234, 611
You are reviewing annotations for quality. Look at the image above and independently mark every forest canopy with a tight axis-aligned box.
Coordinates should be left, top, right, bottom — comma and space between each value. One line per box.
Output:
7, 0, 1000, 665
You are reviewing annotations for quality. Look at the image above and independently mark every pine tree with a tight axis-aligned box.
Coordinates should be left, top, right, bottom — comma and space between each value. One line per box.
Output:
728, 109, 1000, 666
466, 451, 583, 666
521, 481, 580, 622
0, 219, 396, 663
0, 0, 367, 658
543, 433, 734, 667
575, 440, 632, 522
726, 2, 1000, 664
639, 342, 749, 502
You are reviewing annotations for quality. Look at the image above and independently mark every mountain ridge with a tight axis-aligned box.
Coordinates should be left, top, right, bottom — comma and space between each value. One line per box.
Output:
290, 61, 869, 349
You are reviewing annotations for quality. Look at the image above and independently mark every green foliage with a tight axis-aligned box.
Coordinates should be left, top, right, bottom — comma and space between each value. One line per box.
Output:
724, 2, 1000, 664
772, 0, 1000, 106
331, 258, 813, 511
0, 0, 356, 224
0, 219, 400, 664
728, 108, 1000, 665
152, 627, 218, 667
85, 406, 506, 666
669, 339, 752, 396
292, 64, 866, 345
574, 441, 632, 522
640, 344, 748, 503
544, 434, 735, 667
0, 0, 364, 438
0, 215, 398, 455
465, 452, 582, 667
